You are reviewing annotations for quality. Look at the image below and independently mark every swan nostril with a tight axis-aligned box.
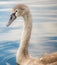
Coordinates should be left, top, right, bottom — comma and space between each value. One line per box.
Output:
10, 12, 16, 20
10, 16, 12, 20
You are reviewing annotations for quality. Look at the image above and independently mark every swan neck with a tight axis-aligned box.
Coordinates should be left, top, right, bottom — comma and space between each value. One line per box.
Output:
20, 13, 32, 55
16, 13, 32, 64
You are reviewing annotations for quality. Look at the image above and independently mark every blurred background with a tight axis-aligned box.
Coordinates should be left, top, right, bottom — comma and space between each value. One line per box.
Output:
0, 0, 57, 65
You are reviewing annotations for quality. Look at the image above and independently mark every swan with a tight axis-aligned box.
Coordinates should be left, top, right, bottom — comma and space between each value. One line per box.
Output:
7, 4, 57, 65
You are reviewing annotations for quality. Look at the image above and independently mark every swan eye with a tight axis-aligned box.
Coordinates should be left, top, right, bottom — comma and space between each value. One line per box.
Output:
15, 9, 19, 12
16, 10, 17, 12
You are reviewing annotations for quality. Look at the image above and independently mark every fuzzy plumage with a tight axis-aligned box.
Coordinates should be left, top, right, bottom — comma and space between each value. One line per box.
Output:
7, 4, 57, 65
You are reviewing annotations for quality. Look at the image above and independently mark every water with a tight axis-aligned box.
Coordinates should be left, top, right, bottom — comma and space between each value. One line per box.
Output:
0, 41, 18, 65
0, 0, 57, 65
0, 40, 57, 65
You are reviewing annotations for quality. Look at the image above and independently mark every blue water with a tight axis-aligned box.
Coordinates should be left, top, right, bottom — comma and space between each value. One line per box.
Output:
0, 41, 19, 65
0, 40, 57, 65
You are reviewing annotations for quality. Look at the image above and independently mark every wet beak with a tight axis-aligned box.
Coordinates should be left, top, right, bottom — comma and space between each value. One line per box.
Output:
6, 13, 16, 27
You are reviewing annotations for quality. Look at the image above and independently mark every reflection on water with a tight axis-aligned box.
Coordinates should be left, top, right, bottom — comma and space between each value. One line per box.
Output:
0, 39, 57, 65
29, 40, 57, 58
0, 41, 18, 65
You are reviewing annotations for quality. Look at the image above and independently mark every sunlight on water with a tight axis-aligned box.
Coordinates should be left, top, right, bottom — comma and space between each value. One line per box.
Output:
0, 0, 57, 65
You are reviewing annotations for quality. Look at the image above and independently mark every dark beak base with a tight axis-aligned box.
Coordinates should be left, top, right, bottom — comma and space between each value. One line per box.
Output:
6, 13, 16, 27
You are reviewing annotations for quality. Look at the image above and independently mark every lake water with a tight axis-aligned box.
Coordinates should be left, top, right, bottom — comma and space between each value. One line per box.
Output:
0, 0, 57, 65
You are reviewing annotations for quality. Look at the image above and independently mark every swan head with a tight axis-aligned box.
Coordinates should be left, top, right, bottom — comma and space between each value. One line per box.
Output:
6, 4, 29, 27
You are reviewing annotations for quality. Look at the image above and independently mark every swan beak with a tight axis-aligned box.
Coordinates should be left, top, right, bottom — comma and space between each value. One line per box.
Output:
6, 13, 16, 27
